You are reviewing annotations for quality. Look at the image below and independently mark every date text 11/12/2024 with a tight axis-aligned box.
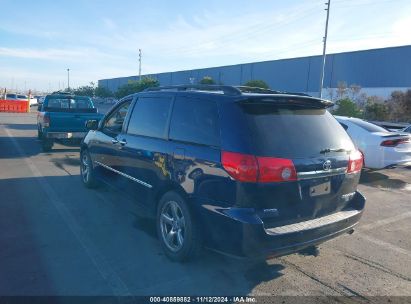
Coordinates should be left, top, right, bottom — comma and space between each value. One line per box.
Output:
149, 296, 257, 303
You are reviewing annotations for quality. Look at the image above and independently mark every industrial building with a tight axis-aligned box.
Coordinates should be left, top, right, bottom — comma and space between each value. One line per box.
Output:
98, 45, 411, 99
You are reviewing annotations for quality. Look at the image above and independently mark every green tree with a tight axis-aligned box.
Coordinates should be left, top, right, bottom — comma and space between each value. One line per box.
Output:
199, 76, 215, 85
73, 84, 95, 97
115, 77, 159, 99
364, 101, 389, 121
94, 86, 113, 98
387, 89, 411, 122
243, 79, 269, 89
332, 98, 362, 118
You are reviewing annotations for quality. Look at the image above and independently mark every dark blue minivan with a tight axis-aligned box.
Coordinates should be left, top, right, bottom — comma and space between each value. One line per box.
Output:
80, 85, 365, 262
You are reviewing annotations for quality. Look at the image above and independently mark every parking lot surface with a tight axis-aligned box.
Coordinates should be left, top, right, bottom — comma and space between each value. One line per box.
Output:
0, 111, 410, 298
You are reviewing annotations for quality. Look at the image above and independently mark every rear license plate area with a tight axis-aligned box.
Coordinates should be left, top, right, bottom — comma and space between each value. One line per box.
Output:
310, 181, 331, 197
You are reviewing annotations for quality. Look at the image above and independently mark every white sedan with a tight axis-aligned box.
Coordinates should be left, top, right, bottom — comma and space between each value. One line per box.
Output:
6, 94, 37, 106
335, 116, 411, 169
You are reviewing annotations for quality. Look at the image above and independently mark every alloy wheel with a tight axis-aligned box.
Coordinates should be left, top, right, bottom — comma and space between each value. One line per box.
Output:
160, 201, 186, 252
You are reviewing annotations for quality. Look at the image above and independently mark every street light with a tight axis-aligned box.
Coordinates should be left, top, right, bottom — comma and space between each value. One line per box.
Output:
138, 49, 142, 81
319, 0, 331, 99
67, 68, 70, 90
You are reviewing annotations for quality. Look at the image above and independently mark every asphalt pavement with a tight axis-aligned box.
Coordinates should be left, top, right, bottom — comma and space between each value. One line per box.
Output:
0, 110, 410, 299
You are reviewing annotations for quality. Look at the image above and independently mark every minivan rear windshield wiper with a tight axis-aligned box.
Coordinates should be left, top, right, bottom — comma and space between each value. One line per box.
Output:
320, 148, 349, 154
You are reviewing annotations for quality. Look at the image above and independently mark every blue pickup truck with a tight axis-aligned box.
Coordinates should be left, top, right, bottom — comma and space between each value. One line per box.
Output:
37, 93, 103, 151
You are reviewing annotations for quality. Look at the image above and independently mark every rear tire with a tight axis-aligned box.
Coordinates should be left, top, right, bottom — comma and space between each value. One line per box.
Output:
80, 149, 98, 188
157, 191, 201, 262
37, 127, 42, 139
41, 138, 53, 152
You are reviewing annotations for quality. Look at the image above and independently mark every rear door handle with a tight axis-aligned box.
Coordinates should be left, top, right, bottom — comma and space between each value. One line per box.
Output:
111, 139, 119, 144
119, 139, 127, 145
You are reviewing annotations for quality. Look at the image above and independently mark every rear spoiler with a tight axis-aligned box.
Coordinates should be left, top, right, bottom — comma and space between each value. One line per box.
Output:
238, 95, 334, 109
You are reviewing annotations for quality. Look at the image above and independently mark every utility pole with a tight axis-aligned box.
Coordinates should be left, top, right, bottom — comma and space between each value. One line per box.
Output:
67, 68, 70, 90
319, 0, 331, 99
138, 49, 142, 81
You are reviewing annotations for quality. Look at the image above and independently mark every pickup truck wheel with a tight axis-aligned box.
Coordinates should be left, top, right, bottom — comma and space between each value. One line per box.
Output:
41, 139, 53, 152
80, 150, 98, 188
37, 128, 42, 139
157, 191, 201, 262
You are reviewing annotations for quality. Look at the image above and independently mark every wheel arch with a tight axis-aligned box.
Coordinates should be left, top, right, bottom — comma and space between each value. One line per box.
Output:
153, 182, 191, 215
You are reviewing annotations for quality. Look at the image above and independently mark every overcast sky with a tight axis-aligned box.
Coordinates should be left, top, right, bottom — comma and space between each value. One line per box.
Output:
1, 0, 411, 91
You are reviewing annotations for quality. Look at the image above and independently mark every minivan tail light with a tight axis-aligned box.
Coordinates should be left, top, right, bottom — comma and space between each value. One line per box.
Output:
347, 150, 363, 173
221, 151, 297, 183
257, 157, 297, 182
380, 137, 410, 147
221, 151, 258, 182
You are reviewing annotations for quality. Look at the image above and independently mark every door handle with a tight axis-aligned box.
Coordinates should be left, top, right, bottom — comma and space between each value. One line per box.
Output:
111, 139, 119, 144
119, 139, 127, 145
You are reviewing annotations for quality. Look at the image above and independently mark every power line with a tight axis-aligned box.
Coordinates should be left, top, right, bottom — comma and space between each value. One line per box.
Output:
160, 4, 322, 57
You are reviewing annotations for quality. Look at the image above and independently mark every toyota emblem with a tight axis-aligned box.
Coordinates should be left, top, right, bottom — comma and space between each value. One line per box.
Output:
323, 160, 332, 171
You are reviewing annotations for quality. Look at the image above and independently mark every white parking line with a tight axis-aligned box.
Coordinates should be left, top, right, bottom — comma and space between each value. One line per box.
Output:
3, 126, 132, 297
359, 211, 411, 231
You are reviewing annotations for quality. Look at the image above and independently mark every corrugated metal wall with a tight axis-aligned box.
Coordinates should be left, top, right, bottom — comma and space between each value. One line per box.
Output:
99, 45, 411, 94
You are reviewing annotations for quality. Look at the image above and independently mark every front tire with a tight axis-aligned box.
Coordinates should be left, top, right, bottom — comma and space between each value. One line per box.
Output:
80, 149, 98, 188
157, 191, 201, 262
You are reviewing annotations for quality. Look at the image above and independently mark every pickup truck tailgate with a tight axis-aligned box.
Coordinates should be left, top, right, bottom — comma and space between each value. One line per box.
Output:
50, 112, 102, 132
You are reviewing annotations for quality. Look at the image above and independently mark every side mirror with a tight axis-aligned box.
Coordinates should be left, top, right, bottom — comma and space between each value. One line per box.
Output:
85, 120, 99, 130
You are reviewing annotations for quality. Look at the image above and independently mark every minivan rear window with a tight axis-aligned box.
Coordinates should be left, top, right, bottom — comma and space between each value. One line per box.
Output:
169, 97, 220, 147
239, 104, 355, 158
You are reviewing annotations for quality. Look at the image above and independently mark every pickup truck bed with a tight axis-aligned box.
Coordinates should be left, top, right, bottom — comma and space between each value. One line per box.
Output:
37, 94, 103, 151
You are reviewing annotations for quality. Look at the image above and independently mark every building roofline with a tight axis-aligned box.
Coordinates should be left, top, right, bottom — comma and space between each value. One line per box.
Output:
98, 44, 411, 82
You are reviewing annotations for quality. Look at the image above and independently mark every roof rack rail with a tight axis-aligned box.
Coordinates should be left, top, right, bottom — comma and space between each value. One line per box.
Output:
144, 85, 242, 96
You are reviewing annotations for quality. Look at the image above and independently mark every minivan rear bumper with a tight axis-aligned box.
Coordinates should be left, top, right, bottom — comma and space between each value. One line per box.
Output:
199, 191, 365, 259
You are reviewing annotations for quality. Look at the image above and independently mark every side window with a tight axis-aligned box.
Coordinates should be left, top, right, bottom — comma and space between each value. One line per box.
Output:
169, 97, 220, 146
103, 100, 131, 135
127, 97, 172, 138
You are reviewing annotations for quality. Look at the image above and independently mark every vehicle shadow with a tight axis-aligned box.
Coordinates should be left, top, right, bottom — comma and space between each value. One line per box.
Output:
0, 177, 57, 295
359, 169, 407, 189
0, 136, 80, 159
128, 210, 286, 294
4, 123, 37, 131
0, 175, 288, 296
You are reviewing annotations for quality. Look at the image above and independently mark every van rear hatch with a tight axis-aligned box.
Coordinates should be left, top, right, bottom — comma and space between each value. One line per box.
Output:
220, 96, 362, 227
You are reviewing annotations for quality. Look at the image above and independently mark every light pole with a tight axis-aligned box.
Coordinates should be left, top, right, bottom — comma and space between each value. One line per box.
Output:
319, 0, 331, 99
67, 68, 70, 90
138, 49, 142, 81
